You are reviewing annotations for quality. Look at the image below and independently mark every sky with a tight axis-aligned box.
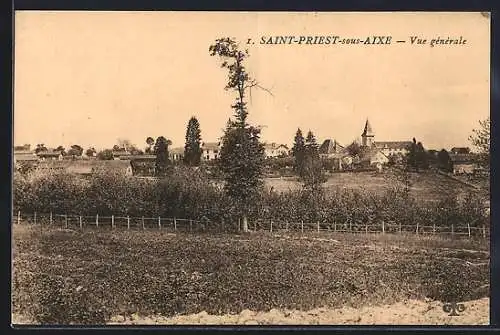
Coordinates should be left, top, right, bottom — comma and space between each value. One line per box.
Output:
14, 11, 490, 151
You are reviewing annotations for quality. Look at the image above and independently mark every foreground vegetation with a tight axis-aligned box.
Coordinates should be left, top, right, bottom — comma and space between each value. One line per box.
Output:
12, 224, 489, 325
13, 167, 489, 234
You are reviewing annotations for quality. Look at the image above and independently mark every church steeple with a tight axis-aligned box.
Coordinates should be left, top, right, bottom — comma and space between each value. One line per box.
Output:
361, 118, 375, 147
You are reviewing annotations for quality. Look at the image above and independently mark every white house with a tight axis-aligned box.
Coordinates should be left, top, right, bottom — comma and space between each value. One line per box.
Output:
201, 142, 221, 160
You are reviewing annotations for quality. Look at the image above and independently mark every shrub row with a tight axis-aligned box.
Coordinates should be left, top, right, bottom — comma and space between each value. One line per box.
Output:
13, 168, 489, 231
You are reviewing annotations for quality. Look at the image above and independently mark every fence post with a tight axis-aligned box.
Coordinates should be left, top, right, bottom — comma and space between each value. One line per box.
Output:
467, 222, 471, 238
142, 216, 145, 230
482, 225, 486, 239
416, 222, 419, 235
96, 214, 99, 228
349, 220, 352, 233
286, 222, 289, 232
79, 216, 82, 229
301, 221, 304, 234
190, 220, 193, 232
399, 221, 402, 234
382, 221, 385, 234
451, 224, 454, 238
238, 218, 240, 232
158, 217, 161, 230
50, 212, 53, 225
127, 216, 130, 230
365, 222, 368, 234
433, 223, 436, 235
65, 214, 68, 228
112, 215, 115, 229
334, 220, 337, 233
17, 210, 21, 225
270, 220, 273, 233
174, 217, 177, 231
317, 221, 320, 233
34, 212, 37, 225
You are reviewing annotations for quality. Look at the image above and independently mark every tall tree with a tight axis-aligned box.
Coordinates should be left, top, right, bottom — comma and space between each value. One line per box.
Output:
406, 138, 418, 172
153, 136, 172, 176
469, 117, 490, 170
302, 130, 325, 191
145, 137, 155, 154
416, 141, 429, 170
210, 37, 267, 233
292, 128, 305, 176
184, 116, 203, 166
437, 149, 454, 173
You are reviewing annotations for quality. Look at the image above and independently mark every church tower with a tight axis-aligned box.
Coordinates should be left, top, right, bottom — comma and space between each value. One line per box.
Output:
361, 119, 375, 147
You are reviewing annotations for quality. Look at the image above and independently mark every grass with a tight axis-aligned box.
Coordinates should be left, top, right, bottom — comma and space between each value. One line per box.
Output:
12, 224, 489, 325
264, 170, 487, 203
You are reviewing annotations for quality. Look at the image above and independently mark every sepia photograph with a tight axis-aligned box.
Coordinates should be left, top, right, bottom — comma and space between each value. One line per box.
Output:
12, 11, 490, 326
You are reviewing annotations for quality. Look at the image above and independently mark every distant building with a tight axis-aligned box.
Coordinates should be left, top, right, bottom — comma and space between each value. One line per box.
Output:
201, 142, 221, 161
450, 153, 477, 175
450, 147, 471, 155
361, 119, 375, 147
112, 150, 131, 160
37, 150, 63, 161
14, 144, 38, 172
264, 143, 289, 158
169, 147, 185, 162
129, 155, 156, 176
319, 139, 344, 158
360, 118, 412, 157
36, 159, 133, 177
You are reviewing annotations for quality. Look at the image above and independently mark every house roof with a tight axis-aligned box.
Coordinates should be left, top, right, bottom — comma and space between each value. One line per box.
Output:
202, 142, 220, 150
450, 147, 470, 153
374, 141, 412, 150
37, 159, 132, 174
362, 119, 374, 137
130, 155, 156, 161
37, 151, 62, 157
450, 153, 476, 164
358, 147, 387, 162
319, 139, 344, 155
113, 150, 131, 157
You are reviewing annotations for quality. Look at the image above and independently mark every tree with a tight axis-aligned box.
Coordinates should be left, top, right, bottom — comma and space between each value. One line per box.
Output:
145, 137, 155, 154
416, 141, 429, 170
183, 116, 203, 166
35, 144, 48, 154
437, 149, 454, 173
96, 149, 114, 160
346, 141, 361, 156
469, 117, 490, 169
67, 145, 84, 157
291, 128, 305, 176
55, 146, 66, 156
302, 130, 326, 191
210, 37, 268, 233
153, 136, 172, 176
85, 147, 96, 157
406, 138, 418, 172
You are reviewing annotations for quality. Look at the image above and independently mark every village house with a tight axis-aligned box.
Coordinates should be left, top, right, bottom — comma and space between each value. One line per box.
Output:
36, 159, 133, 177
318, 139, 344, 158
358, 119, 390, 171
169, 147, 184, 162
36, 150, 64, 161
201, 142, 221, 161
450, 153, 477, 175
264, 143, 289, 158
374, 141, 413, 157
112, 150, 131, 160
14, 144, 38, 171
129, 155, 156, 176
450, 147, 471, 155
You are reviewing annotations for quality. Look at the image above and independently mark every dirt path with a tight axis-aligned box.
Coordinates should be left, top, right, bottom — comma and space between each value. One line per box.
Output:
11, 298, 489, 326
102, 298, 486, 325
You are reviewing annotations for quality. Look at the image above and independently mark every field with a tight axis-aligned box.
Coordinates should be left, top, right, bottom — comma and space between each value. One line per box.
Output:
264, 170, 485, 202
12, 224, 490, 325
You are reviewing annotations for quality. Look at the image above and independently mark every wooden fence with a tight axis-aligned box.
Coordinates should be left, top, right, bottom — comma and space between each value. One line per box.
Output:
12, 211, 489, 239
